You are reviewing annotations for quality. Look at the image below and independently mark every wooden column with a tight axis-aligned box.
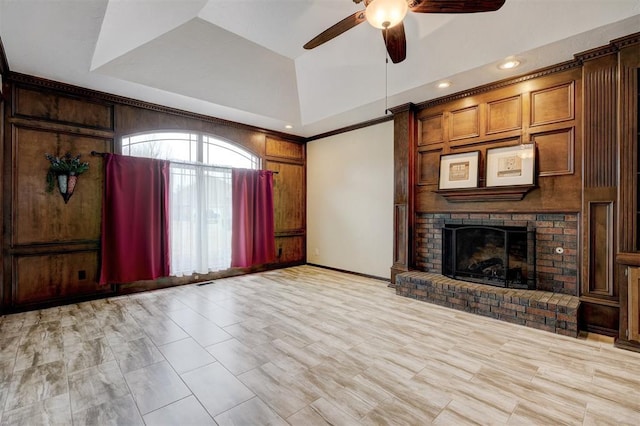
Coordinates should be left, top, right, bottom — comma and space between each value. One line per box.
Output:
614, 34, 640, 351
577, 47, 619, 335
389, 103, 417, 285
0, 38, 8, 313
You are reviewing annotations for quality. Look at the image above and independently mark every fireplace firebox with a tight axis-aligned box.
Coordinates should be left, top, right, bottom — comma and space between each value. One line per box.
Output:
442, 224, 535, 289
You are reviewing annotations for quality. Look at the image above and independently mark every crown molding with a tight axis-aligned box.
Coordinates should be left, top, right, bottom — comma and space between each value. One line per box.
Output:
416, 59, 581, 111
574, 44, 619, 62
306, 114, 393, 142
611, 31, 640, 49
388, 103, 417, 115
7, 72, 306, 144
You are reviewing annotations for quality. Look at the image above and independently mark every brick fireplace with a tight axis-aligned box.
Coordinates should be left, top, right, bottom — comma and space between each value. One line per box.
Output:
396, 213, 580, 336
416, 212, 578, 294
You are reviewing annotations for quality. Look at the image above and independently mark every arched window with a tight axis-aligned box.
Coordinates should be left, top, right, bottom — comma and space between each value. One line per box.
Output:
122, 132, 259, 168
122, 131, 260, 276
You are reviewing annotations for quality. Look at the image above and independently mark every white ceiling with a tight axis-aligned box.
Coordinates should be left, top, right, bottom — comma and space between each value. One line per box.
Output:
1, 0, 639, 137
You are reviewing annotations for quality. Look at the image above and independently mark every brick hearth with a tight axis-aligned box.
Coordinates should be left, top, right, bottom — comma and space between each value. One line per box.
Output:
396, 272, 579, 337
399, 212, 581, 336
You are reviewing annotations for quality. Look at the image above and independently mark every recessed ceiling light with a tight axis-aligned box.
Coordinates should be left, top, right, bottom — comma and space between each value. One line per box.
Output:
437, 80, 452, 89
284, 125, 293, 129
498, 58, 520, 70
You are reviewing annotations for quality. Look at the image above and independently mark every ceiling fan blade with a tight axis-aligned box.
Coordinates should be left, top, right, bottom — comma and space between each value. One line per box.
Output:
409, 0, 505, 13
382, 23, 406, 64
304, 10, 367, 50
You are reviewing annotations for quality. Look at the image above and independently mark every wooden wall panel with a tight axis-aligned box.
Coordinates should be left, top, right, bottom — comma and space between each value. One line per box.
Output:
578, 53, 620, 336
617, 45, 639, 253
530, 82, 574, 126
583, 57, 617, 188
579, 302, 619, 336
450, 106, 479, 140
3, 74, 307, 312
394, 204, 407, 265
275, 236, 304, 263
14, 87, 113, 130
614, 36, 640, 350
414, 66, 582, 214
13, 126, 110, 245
629, 267, 640, 341
486, 96, 521, 134
587, 202, 614, 296
14, 251, 109, 305
419, 114, 444, 145
417, 149, 441, 185
264, 136, 306, 265
0, 84, 4, 312
266, 161, 305, 233
265, 136, 303, 160
533, 128, 574, 176
390, 105, 416, 283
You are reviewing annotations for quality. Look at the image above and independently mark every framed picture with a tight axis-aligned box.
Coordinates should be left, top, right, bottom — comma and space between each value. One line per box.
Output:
438, 151, 479, 189
486, 144, 535, 187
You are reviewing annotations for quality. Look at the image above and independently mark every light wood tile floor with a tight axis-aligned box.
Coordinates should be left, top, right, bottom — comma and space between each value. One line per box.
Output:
1, 265, 639, 425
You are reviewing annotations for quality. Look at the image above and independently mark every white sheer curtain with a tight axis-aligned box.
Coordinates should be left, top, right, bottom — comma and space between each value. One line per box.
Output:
123, 131, 259, 276
169, 164, 232, 276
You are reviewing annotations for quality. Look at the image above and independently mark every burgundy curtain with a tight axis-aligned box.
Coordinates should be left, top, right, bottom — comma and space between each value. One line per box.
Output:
231, 169, 275, 268
99, 154, 170, 284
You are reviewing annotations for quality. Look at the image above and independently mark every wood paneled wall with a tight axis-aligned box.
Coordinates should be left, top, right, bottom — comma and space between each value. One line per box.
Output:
0, 39, 8, 312
578, 51, 619, 334
628, 268, 640, 342
1, 74, 306, 312
265, 136, 306, 264
392, 32, 640, 342
414, 67, 582, 214
3, 82, 116, 310
390, 104, 417, 283
615, 36, 640, 351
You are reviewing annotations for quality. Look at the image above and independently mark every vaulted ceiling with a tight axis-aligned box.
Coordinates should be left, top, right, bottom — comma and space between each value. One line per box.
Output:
1, 1, 638, 137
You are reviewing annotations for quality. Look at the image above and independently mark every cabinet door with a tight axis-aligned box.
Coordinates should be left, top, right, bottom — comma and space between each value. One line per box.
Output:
630, 267, 640, 341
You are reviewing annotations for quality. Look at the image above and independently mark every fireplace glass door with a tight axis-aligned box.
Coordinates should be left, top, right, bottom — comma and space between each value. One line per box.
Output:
442, 225, 534, 289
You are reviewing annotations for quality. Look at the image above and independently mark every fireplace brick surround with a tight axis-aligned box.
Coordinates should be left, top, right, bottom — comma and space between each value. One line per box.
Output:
396, 212, 580, 336
415, 212, 578, 294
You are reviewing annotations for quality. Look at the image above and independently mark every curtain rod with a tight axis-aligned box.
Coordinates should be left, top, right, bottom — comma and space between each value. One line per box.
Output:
90, 151, 278, 173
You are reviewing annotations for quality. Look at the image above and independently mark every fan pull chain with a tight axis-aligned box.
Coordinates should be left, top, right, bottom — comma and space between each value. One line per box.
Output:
384, 25, 389, 115
385, 56, 389, 114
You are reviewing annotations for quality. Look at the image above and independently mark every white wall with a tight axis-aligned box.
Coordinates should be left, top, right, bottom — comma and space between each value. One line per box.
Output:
307, 121, 394, 279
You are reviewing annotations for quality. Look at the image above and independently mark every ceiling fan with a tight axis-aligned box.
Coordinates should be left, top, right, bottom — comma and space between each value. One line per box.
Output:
303, 0, 506, 64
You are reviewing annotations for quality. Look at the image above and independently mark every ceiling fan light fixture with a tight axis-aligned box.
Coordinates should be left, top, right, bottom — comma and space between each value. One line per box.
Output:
365, 0, 409, 29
